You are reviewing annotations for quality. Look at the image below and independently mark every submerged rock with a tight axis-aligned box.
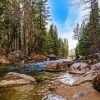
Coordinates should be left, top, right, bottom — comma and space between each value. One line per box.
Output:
0, 72, 36, 87
44, 62, 69, 72
92, 74, 100, 92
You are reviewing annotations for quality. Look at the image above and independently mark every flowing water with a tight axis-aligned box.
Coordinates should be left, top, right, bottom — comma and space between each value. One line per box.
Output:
0, 59, 78, 100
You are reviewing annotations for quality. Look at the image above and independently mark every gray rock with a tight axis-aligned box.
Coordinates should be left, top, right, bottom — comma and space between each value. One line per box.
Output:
69, 62, 90, 74
5, 72, 35, 82
73, 70, 99, 85
0, 72, 36, 87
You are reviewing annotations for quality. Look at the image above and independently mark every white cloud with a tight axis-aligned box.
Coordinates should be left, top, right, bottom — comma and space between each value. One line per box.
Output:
98, 0, 100, 7
59, 0, 90, 50
47, 0, 100, 50
46, 21, 52, 31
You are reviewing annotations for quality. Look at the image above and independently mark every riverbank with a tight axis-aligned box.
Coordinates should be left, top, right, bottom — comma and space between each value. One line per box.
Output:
0, 57, 100, 100
0, 53, 60, 65
53, 82, 100, 100
0, 70, 100, 100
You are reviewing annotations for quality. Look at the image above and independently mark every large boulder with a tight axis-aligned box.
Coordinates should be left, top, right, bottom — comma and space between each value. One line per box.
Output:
63, 61, 75, 67
86, 59, 97, 64
44, 62, 69, 72
5, 72, 35, 82
73, 70, 98, 85
31, 54, 47, 62
91, 62, 100, 71
92, 74, 100, 92
0, 72, 36, 87
69, 62, 90, 74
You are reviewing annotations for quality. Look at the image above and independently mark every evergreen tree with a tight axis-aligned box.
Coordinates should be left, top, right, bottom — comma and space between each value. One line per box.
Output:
73, 23, 80, 41
58, 38, 64, 56
63, 38, 69, 57
74, 0, 100, 56
57, 38, 69, 57
53, 25, 59, 55
0, 0, 50, 55
46, 24, 54, 54
34, 0, 50, 54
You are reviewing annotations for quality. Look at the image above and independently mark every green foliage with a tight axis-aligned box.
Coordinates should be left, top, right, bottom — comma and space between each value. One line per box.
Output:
46, 24, 54, 53
53, 25, 59, 55
74, 0, 100, 57
46, 24, 59, 55
0, 0, 69, 58
0, 0, 50, 55
57, 38, 69, 57
45, 24, 69, 57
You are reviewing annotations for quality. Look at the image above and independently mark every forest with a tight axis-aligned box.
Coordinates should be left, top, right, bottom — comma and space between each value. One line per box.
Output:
73, 0, 100, 58
0, 0, 68, 58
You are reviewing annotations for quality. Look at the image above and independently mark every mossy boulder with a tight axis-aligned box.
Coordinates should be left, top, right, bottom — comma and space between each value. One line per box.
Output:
92, 74, 100, 92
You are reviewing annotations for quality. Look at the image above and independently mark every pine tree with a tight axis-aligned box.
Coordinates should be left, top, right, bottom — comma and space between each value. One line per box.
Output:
46, 24, 54, 54
73, 23, 81, 41
75, 0, 100, 56
33, 0, 50, 54
53, 25, 59, 55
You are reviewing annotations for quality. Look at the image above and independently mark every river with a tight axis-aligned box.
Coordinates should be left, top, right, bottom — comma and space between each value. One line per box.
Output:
0, 59, 78, 100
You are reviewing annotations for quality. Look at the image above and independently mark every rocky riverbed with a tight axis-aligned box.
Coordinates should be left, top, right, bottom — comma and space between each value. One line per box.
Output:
0, 59, 100, 100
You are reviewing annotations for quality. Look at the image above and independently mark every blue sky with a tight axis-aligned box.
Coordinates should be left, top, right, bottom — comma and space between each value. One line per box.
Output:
47, 0, 100, 50
48, 0, 82, 50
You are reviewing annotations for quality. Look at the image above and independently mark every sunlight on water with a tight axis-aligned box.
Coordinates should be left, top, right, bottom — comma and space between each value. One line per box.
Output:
58, 72, 78, 85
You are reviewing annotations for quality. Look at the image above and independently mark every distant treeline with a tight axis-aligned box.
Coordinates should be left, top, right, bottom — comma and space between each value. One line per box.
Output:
0, 0, 68, 57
